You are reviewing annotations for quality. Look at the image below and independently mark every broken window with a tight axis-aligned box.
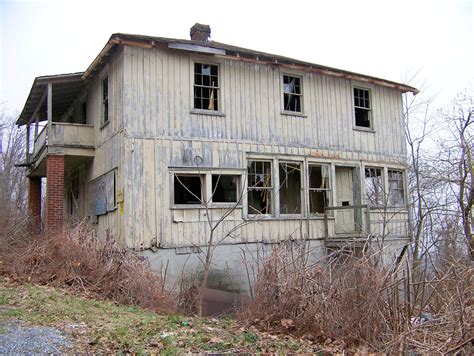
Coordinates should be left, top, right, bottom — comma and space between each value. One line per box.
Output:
194, 63, 219, 111
212, 174, 239, 203
354, 87, 371, 128
102, 76, 109, 124
247, 161, 272, 214
279, 162, 301, 214
388, 169, 405, 205
365, 168, 383, 205
283, 75, 302, 112
309, 164, 331, 214
174, 174, 203, 205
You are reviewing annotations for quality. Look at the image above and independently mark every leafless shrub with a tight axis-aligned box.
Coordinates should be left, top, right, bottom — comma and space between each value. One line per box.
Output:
240, 241, 473, 353
0, 220, 174, 313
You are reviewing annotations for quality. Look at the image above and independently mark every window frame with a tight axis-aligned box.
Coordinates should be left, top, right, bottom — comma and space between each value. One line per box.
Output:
278, 161, 303, 216
171, 169, 244, 209
101, 75, 109, 127
191, 61, 222, 115
364, 167, 384, 206
308, 163, 332, 216
281, 74, 304, 115
247, 160, 274, 216
387, 169, 406, 206
210, 173, 241, 206
353, 86, 373, 130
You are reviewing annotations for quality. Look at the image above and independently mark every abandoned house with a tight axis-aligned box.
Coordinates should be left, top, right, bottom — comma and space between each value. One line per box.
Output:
17, 24, 418, 292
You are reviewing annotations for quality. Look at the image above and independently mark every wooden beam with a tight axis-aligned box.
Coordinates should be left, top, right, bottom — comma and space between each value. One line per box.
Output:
28, 86, 48, 125
26, 124, 30, 161
47, 82, 52, 128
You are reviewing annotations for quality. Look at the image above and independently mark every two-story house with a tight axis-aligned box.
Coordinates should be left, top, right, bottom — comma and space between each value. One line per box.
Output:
17, 24, 417, 292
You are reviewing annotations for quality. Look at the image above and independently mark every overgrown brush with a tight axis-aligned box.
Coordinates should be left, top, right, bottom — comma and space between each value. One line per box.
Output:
0, 219, 173, 313
240, 241, 473, 353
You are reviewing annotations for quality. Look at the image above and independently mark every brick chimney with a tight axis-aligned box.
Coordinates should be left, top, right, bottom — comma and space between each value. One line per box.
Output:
190, 23, 211, 42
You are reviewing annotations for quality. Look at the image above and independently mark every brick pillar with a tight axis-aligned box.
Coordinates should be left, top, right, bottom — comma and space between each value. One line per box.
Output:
46, 155, 65, 231
28, 177, 42, 227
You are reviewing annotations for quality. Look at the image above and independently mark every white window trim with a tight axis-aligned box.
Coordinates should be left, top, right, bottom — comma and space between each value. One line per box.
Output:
190, 60, 224, 116
281, 73, 305, 116
352, 85, 374, 131
170, 168, 244, 209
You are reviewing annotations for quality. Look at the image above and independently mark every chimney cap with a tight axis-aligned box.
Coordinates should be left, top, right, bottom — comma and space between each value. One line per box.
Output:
190, 23, 211, 42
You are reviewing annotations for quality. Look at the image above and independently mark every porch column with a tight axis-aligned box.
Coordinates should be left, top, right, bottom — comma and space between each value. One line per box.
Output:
28, 177, 42, 227
45, 154, 65, 231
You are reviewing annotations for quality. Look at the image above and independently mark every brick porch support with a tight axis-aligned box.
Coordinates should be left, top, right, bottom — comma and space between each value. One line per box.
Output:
28, 177, 42, 227
46, 155, 65, 231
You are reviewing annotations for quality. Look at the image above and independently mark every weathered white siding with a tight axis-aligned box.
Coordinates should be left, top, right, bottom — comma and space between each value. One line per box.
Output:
84, 48, 125, 240
113, 44, 410, 249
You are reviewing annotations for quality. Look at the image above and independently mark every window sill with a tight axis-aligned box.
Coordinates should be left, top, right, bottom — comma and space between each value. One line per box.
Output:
244, 215, 335, 221
353, 126, 375, 133
100, 120, 110, 130
171, 204, 243, 210
281, 111, 307, 118
190, 109, 225, 117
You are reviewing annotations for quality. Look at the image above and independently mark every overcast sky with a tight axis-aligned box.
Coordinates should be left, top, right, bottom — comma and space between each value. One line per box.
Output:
1, 0, 472, 117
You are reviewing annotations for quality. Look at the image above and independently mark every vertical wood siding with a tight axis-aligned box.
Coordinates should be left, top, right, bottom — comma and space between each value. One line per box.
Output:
112, 45, 409, 248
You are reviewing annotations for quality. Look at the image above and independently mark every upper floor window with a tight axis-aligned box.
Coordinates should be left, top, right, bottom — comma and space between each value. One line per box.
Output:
388, 169, 405, 205
283, 75, 302, 113
354, 87, 371, 128
194, 63, 219, 111
102, 76, 109, 124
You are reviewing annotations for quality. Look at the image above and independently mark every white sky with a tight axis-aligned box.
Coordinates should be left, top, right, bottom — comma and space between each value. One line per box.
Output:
0, 0, 473, 117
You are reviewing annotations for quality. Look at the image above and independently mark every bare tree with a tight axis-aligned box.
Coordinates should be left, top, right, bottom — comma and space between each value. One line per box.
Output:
434, 88, 473, 260
0, 105, 27, 226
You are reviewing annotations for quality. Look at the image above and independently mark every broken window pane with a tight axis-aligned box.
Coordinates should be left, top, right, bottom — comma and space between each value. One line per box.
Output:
283, 75, 302, 112
388, 169, 405, 205
174, 175, 203, 204
354, 87, 371, 128
194, 63, 219, 111
279, 162, 301, 214
212, 174, 239, 203
309, 164, 331, 214
247, 161, 272, 214
365, 168, 383, 205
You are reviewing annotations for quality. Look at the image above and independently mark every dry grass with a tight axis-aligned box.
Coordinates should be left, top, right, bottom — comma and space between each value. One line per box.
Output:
0, 218, 173, 313
240, 241, 473, 354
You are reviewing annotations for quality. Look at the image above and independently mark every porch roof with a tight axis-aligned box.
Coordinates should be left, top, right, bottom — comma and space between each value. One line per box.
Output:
16, 72, 85, 126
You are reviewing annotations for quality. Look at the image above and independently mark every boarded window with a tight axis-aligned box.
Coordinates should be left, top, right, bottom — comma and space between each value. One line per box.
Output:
365, 167, 383, 205
309, 164, 331, 214
247, 161, 272, 214
283, 75, 302, 112
279, 162, 301, 214
102, 76, 109, 124
174, 174, 203, 204
89, 170, 116, 217
212, 174, 239, 203
194, 63, 219, 111
354, 87, 371, 128
388, 169, 405, 205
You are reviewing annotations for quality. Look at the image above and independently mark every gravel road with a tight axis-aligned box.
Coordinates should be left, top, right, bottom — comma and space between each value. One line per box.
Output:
0, 321, 72, 353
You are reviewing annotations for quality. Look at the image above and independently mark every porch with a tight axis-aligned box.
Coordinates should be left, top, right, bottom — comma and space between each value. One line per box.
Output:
16, 72, 95, 231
